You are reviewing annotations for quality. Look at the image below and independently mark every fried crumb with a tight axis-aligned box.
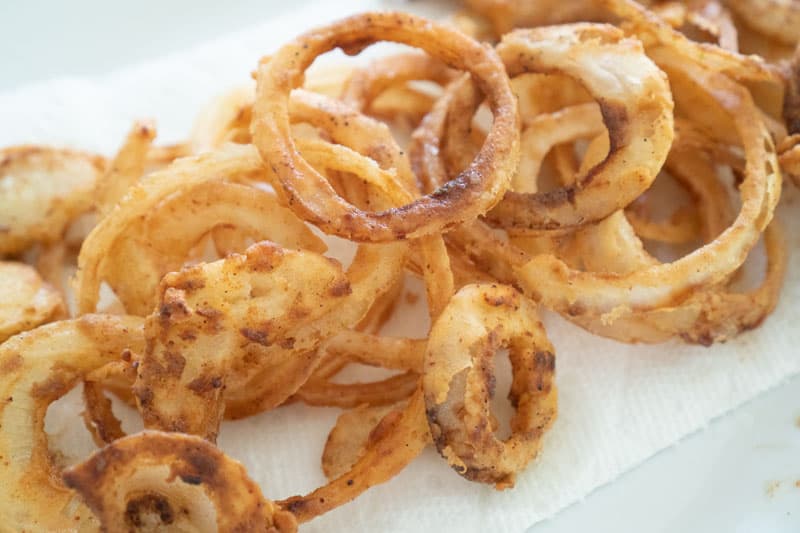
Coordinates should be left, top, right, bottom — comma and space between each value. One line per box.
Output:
766, 480, 782, 497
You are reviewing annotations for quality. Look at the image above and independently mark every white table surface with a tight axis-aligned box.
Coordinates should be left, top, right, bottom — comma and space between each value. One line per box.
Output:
2, 1, 798, 531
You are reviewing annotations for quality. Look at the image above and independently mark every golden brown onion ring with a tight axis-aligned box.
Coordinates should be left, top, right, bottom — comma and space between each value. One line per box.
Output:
97, 179, 325, 316
294, 371, 419, 409
76, 144, 262, 314
0, 146, 105, 256
515, 51, 781, 316
252, 11, 520, 242
0, 314, 144, 531
322, 403, 405, 480
463, 0, 609, 35
0, 261, 64, 343
134, 240, 352, 440
277, 184, 454, 524
82, 360, 133, 446
725, 0, 800, 45
423, 283, 557, 489
278, 388, 429, 523
600, 0, 782, 82
341, 53, 455, 119
63, 430, 297, 533
483, 23, 674, 233
94, 121, 156, 218
569, 217, 787, 344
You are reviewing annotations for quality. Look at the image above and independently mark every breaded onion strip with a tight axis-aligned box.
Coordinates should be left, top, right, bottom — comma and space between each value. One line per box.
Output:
0, 261, 64, 343
341, 53, 455, 117
625, 206, 700, 244
190, 86, 254, 153
0, 146, 105, 256
278, 189, 454, 525
252, 11, 520, 242
94, 121, 156, 218
516, 53, 781, 315
278, 388, 430, 523
63, 430, 297, 533
292, 331, 425, 409
135, 241, 352, 440
725, 0, 800, 45
483, 23, 674, 232
653, 0, 739, 52
0, 315, 144, 531
511, 103, 605, 194
424, 283, 557, 489
294, 371, 419, 409
325, 330, 426, 372
82, 360, 133, 446
322, 403, 405, 480
463, 0, 609, 35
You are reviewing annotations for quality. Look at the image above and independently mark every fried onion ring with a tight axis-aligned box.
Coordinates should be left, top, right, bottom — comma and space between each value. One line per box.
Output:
482, 23, 674, 232
252, 11, 519, 242
63, 430, 297, 533
321, 403, 405, 480
0, 314, 144, 531
0, 146, 105, 256
423, 283, 557, 489
134, 241, 352, 440
515, 51, 781, 315
0, 261, 64, 343
94, 121, 156, 218
725, 0, 800, 45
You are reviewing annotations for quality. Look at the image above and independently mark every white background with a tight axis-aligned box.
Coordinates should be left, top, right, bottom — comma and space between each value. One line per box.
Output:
1, 1, 798, 531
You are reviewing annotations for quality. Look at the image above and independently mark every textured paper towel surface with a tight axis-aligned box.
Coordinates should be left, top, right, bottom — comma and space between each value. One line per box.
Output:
6, 1, 800, 532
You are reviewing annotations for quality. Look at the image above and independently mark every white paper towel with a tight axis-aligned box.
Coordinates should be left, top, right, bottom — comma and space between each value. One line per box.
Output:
5, 1, 800, 532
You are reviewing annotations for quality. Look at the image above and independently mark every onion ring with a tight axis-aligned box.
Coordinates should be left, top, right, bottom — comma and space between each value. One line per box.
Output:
252, 11, 520, 242
0, 314, 144, 531
63, 430, 297, 533
0, 261, 64, 343
423, 283, 557, 489
95, 179, 325, 316
94, 121, 156, 218
0, 146, 105, 256
482, 23, 674, 232
725, 0, 800, 45
601, 0, 782, 82
134, 240, 352, 440
515, 50, 781, 316
321, 403, 405, 480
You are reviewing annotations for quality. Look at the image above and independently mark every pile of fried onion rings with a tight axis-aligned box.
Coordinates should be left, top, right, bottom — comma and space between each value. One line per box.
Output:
0, 1, 798, 529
